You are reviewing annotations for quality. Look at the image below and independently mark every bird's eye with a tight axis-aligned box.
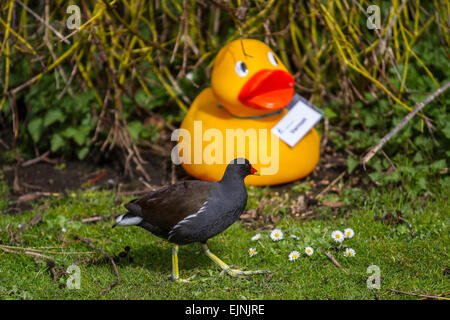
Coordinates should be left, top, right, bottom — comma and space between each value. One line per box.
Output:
268, 51, 278, 66
235, 61, 249, 77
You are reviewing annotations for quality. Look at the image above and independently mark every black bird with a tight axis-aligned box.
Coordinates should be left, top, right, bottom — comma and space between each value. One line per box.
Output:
114, 158, 270, 282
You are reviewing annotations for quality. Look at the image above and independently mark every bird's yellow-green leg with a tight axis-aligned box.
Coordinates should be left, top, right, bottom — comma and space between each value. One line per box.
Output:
170, 245, 196, 282
201, 243, 271, 279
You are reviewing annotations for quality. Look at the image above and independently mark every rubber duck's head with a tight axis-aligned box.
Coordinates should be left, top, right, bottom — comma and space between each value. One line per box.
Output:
211, 39, 294, 117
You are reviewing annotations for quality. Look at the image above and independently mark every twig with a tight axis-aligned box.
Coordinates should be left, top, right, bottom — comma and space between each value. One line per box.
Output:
13, 161, 22, 193
362, 81, 450, 167
321, 247, 347, 272
17, 192, 60, 204
176, 0, 189, 80
9, 42, 80, 97
397, 215, 413, 234
57, 60, 78, 100
21, 182, 42, 191
320, 117, 329, 154
315, 171, 346, 199
171, 163, 177, 185
0, 137, 9, 150
75, 236, 120, 295
0, 245, 93, 255
18, 214, 43, 233
80, 216, 104, 224
0, 246, 53, 260
15, 0, 70, 44
387, 288, 450, 300
21, 151, 50, 167
418, 292, 450, 300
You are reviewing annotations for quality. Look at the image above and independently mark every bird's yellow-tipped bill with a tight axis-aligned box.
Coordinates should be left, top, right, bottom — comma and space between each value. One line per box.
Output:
250, 166, 260, 176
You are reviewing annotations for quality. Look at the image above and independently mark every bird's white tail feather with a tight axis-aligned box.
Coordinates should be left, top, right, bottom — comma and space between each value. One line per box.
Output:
115, 214, 143, 226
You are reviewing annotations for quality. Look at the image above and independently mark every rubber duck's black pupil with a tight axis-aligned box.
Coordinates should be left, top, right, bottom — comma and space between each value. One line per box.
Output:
240, 63, 247, 73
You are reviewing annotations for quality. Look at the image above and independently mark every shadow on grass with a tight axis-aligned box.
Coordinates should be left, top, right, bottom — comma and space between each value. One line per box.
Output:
114, 241, 214, 276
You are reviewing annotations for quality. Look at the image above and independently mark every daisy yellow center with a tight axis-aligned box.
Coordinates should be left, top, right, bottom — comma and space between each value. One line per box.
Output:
347, 251, 351, 256
307, 249, 311, 253
274, 233, 279, 237
346, 232, 351, 235
292, 254, 297, 258
336, 234, 340, 238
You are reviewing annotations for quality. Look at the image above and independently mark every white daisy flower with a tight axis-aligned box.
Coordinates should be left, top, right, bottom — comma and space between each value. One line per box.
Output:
344, 228, 355, 238
251, 233, 261, 241
305, 247, 314, 256
344, 248, 356, 257
331, 230, 345, 243
288, 251, 300, 261
61, 227, 67, 233
270, 229, 283, 241
248, 248, 258, 257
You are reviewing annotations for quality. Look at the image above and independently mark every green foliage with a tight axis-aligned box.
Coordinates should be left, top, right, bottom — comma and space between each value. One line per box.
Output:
127, 120, 160, 144
0, 172, 10, 212
22, 75, 97, 160
291, 182, 312, 193
0, 1, 448, 188
332, 31, 449, 195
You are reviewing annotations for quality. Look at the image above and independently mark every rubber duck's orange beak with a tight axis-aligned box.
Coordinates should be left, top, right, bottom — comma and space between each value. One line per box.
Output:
238, 69, 295, 110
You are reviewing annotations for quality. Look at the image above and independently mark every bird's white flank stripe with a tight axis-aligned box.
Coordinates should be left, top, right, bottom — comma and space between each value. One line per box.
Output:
168, 201, 208, 240
115, 214, 143, 226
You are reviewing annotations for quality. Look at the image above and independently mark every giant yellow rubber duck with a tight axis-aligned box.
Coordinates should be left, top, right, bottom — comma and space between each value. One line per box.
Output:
175, 39, 320, 185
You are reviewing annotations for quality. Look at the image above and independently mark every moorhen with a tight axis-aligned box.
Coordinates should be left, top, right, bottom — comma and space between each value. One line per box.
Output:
114, 158, 270, 282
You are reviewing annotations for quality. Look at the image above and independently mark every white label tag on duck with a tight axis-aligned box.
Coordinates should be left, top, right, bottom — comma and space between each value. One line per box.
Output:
271, 93, 323, 147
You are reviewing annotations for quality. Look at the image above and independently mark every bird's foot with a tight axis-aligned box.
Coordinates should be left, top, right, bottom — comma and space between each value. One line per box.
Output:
219, 266, 272, 279
169, 272, 198, 283
202, 243, 271, 280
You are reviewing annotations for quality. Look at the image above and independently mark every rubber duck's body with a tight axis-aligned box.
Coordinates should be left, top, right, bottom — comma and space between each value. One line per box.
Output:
177, 39, 320, 185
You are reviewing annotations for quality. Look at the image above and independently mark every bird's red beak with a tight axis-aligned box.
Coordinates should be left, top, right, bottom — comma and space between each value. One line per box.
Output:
250, 166, 259, 175
238, 69, 295, 110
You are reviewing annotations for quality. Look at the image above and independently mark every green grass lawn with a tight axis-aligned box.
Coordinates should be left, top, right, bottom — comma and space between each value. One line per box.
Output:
0, 175, 448, 300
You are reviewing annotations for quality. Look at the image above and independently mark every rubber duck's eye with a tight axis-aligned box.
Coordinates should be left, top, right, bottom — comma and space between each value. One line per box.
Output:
268, 51, 278, 66
235, 61, 248, 77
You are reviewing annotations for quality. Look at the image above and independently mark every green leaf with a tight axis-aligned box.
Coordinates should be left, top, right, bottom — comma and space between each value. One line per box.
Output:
77, 147, 89, 160
364, 112, 378, 128
384, 170, 400, 183
27, 118, 44, 142
136, 90, 149, 106
413, 152, 423, 163
417, 176, 428, 190
324, 107, 337, 119
68, 125, 92, 146
442, 123, 450, 139
347, 155, 359, 174
44, 109, 65, 127
74, 90, 95, 107
128, 121, 144, 141
430, 159, 446, 171
369, 172, 382, 183
61, 127, 77, 138
50, 134, 65, 152
73, 130, 87, 146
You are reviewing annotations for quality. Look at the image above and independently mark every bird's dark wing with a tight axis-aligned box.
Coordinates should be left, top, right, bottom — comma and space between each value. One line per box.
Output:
125, 180, 218, 232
